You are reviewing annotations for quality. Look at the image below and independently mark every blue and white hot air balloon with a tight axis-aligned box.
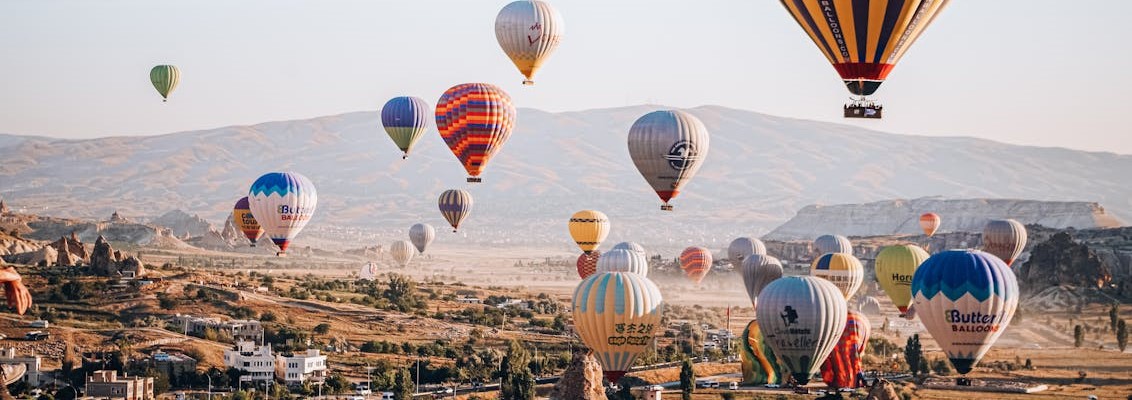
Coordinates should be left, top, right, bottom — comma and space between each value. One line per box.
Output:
248, 172, 318, 256
595, 248, 649, 277
912, 250, 1019, 374
611, 242, 646, 256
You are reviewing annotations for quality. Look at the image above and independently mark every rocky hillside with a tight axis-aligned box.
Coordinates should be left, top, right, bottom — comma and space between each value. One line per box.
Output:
765, 198, 1123, 240
2, 105, 1131, 248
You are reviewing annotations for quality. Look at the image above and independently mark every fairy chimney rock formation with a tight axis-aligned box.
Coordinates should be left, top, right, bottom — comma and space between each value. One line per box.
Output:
549, 349, 606, 400
91, 236, 114, 276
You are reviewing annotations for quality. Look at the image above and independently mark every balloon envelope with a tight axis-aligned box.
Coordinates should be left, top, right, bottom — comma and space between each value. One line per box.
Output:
596, 248, 648, 277
248, 172, 317, 255
359, 262, 379, 281
435, 83, 516, 182
572, 272, 664, 383
576, 251, 601, 279
875, 244, 930, 314
150, 65, 180, 101
810, 253, 865, 300
627, 110, 710, 210
857, 296, 882, 315
438, 189, 473, 232
679, 246, 712, 284
390, 240, 415, 268
728, 237, 767, 268
232, 197, 264, 247
982, 219, 1028, 266
495, 0, 564, 85
912, 250, 1019, 374
920, 213, 941, 236
814, 234, 853, 256
740, 254, 784, 309
409, 223, 436, 254
820, 310, 871, 389
779, 0, 950, 96
756, 276, 848, 385
739, 319, 783, 385
568, 210, 610, 254
611, 242, 646, 256
381, 96, 431, 158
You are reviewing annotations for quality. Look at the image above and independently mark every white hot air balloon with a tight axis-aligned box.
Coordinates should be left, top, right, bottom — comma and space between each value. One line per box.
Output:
611, 242, 646, 256
756, 276, 848, 385
359, 262, 379, 281
248, 172, 318, 256
390, 240, 415, 268
740, 254, 784, 308
495, 0, 564, 85
729, 237, 768, 268
595, 248, 648, 277
409, 223, 436, 254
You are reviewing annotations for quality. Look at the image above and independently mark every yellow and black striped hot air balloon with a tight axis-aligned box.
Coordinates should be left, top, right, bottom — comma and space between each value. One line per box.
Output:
779, 0, 949, 117
149, 65, 180, 102
568, 210, 609, 254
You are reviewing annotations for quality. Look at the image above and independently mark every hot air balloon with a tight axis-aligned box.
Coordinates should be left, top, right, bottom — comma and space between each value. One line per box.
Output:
739, 319, 783, 385
248, 172, 317, 256
756, 276, 848, 385
572, 272, 664, 383
857, 296, 882, 315
381, 96, 431, 159
741, 254, 784, 309
679, 246, 712, 284
150, 65, 180, 102
359, 262, 379, 281
438, 189, 473, 232
982, 219, 1028, 266
390, 240, 415, 268
596, 248, 648, 277
810, 253, 864, 300
920, 213, 941, 237
576, 251, 601, 279
627, 110, 710, 211
409, 223, 435, 254
875, 244, 930, 315
232, 197, 264, 247
814, 234, 853, 256
779, 0, 950, 118
611, 242, 646, 256
568, 210, 610, 254
728, 237, 768, 268
820, 310, 871, 389
912, 250, 1019, 374
495, 0, 564, 85
435, 83, 516, 182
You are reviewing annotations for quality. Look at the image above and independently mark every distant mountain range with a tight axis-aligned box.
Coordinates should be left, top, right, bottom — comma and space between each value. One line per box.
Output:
1, 105, 1130, 249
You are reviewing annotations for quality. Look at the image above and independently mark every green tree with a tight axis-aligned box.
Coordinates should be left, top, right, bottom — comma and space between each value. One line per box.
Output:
1117, 319, 1128, 352
61, 279, 86, 300
905, 334, 924, 375
679, 357, 695, 400
1110, 303, 1120, 331
500, 340, 535, 400
230, 390, 250, 400
325, 373, 351, 394
313, 323, 332, 335
1074, 325, 1085, 348
392, 368, 414, 400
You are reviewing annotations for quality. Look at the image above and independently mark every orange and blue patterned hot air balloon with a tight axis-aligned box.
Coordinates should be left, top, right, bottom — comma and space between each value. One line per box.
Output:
435, 83, 517, 183
679, 246, 712, 284
820, 310, 871, 389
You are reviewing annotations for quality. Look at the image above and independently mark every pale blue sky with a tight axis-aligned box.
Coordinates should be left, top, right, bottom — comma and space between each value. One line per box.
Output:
1, 1, 1129, 153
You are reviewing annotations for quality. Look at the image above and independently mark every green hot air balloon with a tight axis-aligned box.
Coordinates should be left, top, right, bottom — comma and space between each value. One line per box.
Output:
150, 65, 180, 102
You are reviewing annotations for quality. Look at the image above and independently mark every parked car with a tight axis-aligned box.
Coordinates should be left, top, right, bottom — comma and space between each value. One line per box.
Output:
728, 382, 739, 390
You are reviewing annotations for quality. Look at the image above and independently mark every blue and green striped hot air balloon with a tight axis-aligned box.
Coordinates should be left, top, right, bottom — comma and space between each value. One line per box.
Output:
381, 96, 431, 159
149, 65, 180, 102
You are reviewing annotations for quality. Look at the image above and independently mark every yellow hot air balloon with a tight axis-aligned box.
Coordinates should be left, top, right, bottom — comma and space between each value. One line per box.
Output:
572, 272, 664, 383
568, 210, 609, 254
875, 244, 930, 316
810, 253, 864, 300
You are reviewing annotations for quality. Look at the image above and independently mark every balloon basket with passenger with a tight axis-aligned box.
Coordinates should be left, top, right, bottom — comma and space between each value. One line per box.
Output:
844, 97, 883, 119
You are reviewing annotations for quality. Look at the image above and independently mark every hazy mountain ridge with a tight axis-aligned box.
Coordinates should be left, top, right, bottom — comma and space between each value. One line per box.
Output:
1, 105, 1130, 248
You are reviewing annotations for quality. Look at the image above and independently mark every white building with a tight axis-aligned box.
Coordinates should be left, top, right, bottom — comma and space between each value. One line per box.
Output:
0, 348, 43, 386
277, 349, 328, 386
223, 341, 275, 383
174, 315, 264, 343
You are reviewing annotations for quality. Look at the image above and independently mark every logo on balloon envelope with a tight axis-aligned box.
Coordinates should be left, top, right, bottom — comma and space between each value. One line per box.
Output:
945, 309, 1001, 333
277, 205, 313, 221
665, 140, 698, 171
